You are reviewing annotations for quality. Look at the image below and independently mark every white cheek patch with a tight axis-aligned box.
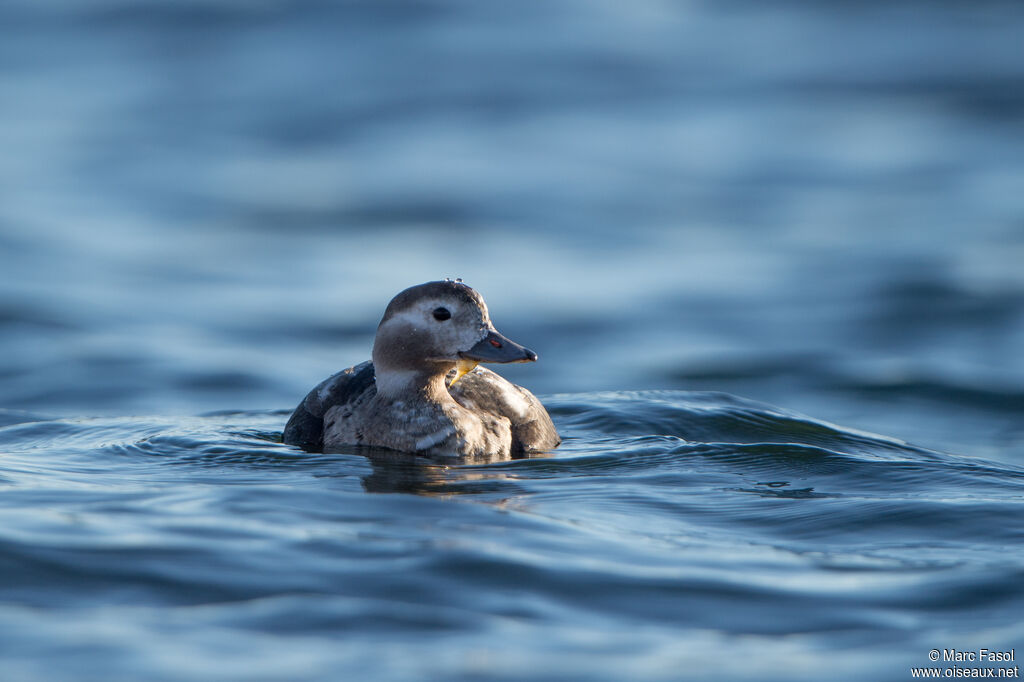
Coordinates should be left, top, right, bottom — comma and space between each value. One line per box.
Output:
386, 309, 427, 334
386, 300, 488, 353
459, 322, 489, 350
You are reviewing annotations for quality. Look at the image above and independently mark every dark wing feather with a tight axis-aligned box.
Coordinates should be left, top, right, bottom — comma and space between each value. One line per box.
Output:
282, 361, 375, 452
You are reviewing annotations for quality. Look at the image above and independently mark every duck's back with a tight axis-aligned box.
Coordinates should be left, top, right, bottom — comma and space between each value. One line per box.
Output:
282, 361, 376, 451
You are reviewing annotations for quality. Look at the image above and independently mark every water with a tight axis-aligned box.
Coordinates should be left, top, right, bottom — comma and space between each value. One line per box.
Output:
2, 1, 1024, 680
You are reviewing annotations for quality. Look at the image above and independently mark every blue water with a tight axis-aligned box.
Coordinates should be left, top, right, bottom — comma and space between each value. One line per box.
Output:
2, 1, 1024, 680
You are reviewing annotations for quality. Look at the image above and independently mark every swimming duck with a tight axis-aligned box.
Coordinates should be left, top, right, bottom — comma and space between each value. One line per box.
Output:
283, 280, 560, 459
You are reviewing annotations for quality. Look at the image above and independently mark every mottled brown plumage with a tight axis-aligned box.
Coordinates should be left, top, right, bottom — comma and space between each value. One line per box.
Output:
283, 281, 559, 460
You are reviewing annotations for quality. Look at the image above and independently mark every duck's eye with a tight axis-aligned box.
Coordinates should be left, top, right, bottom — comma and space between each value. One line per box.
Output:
432, 307, 451, 321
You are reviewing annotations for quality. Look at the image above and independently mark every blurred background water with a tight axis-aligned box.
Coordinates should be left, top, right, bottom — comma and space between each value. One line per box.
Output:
1, 1, 1023, 680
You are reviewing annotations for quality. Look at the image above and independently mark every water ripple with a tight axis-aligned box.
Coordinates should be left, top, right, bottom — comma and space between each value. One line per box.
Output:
1, 391, 1022, 682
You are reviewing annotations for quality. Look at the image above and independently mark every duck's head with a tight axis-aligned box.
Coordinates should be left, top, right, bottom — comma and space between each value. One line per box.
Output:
371, 280, 537, 394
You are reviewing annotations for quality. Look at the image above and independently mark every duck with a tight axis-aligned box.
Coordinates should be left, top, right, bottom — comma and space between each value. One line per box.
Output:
283, 280, 560, 459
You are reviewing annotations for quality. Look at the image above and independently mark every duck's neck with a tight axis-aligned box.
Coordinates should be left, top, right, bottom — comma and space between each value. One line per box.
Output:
374, 364, 452, 403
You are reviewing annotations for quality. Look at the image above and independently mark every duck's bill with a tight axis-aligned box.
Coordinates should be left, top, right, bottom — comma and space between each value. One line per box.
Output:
459, 329, 538, 364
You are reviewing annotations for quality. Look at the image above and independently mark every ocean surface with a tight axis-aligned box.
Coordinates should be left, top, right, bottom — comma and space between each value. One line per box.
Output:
1, 1, 1023, 680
